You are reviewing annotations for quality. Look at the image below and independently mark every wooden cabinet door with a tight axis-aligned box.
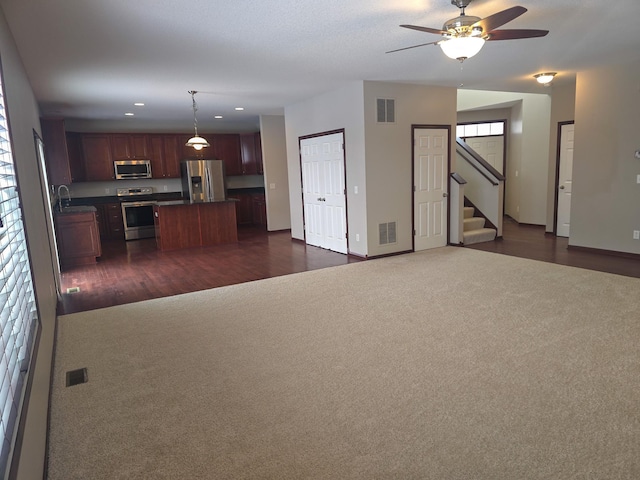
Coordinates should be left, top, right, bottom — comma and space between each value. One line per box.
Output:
55, 212, 102, 267
252, 193, 267, 227
162, 135, 182, 178
149, 135, 165, 178
110, 134, 130, 160
66, 133, 86, 182
40, 118, 72, 185
215, 134, 242, 175
81, 135, 114, 181
254, 132, 263, 174
229, 193, 252, 225
130, 134, 149, 158
240, 133, 258, 175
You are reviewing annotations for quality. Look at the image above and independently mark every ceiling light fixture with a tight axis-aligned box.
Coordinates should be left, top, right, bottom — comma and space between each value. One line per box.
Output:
185, 90, 210, 151
124, 112, 134, 116
134, 102, 145, 106
439, 35, 485, 62
534, 72, 557, 86
214, 115, 223, 119
235, 107, 244, 111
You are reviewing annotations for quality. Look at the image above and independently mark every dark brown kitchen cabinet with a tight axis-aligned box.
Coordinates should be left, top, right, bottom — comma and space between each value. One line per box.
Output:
229, 193, 253, 225
149, 134, 182, 178
81, 134, 115, 181
40, 118, 72, 185
252, 193, 267, 227
95, 203, 124, 240
110, 134, 149, 160
240, 132, 263, 175
213, 134, 242, 176
55, 210, 102, 268
66, 133, 86, 182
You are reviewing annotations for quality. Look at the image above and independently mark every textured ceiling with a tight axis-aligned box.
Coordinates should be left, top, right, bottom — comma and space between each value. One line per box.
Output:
2, 0, 640, 132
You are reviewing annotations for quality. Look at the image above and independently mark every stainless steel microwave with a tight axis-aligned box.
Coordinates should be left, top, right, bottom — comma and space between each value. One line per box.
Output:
114, 159, 152, 180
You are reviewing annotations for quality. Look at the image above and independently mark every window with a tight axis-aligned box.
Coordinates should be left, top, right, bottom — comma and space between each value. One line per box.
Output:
457, 121, 505, 138
0, 75, 38, 475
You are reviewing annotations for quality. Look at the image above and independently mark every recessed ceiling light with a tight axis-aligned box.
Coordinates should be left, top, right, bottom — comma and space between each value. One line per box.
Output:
235, 107, 244, 111
133, 102, 145, 106
214, 115, 223, 119
125, 112, 134, 116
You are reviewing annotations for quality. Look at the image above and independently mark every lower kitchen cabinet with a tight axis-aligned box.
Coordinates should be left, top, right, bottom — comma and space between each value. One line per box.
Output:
95, 203, 124, 240
154, 201, 238, 251
55, 209, 102, 268
229, 191, 266, 227
252, 193, 267, 227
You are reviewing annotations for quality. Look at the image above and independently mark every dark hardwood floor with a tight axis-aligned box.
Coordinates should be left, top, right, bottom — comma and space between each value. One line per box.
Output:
466, 216, 640, 279
59, 220, 639, 315
58, 226, 363, 314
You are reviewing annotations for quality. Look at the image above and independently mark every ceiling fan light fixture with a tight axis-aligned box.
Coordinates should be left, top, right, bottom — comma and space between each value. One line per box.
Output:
534, 72, 557, 85
186, 90, 210, 150
440, 35, 485, 61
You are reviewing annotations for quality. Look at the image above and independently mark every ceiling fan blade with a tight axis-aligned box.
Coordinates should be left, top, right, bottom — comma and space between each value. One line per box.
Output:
386, 41, 440, 54
400, 24, 446, 35
486, 29, 549, 41
473, 6, 527, 33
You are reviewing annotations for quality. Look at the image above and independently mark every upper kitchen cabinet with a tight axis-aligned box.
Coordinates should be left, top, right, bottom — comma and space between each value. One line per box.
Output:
212, 134, 242, 176
240, 132, 263, 175
81, 134, 115, 181
179, 133, 242, 176
65, 133, 86, 182
110, 134, 149, 160
40, 118, 72, 185
149, 134, 181, 178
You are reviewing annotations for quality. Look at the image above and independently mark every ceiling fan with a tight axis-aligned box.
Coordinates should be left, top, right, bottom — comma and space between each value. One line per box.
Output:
387, 0, 549, 62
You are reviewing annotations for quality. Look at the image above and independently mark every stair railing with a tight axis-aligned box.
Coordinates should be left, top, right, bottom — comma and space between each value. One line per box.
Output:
449, 172, 467, 245
454, 137, 505, 237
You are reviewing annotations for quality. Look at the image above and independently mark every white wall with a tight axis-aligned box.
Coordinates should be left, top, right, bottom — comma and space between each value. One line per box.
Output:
284, 81, 366, 254
362, 81, 457, 256
259, 115, 290, 231
458, 90, 551, 225
0, 7, 57, 479
571, 61, 640, 254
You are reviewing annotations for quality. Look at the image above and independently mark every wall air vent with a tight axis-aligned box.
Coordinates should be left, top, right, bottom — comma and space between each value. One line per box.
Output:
376, 98, 395, 123
379, 222, 397, 245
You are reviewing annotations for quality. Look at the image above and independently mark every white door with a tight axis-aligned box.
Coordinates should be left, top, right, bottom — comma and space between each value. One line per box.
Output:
468, 136, 504, 174
556, 123, 574, 237
414, 128, 448, 251
301, 133, 348, 254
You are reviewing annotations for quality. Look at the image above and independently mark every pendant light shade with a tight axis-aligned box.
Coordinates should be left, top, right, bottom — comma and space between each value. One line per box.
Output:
185, 90, 209, 150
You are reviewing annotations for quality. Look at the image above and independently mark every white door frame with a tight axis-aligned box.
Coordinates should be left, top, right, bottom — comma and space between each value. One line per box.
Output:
412, 125, 451, 251
554, 121, 575, 237
299, 129, 348, 254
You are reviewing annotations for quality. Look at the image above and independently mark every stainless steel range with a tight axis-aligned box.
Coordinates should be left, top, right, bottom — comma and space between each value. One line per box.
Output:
117, 187, 156, 240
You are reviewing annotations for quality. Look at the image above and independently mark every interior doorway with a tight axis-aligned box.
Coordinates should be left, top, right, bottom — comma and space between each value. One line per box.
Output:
413, 126, 449, 251
299, 130, 348, 254
555, 121, 575, 237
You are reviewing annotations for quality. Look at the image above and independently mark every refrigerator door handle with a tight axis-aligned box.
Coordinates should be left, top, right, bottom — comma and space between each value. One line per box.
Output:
205, 168, 212, 202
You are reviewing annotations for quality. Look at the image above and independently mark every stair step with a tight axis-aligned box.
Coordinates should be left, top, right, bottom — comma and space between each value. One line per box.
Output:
463, 217, 485, 231
463, 228, 497, 245
463, 207, 475, 219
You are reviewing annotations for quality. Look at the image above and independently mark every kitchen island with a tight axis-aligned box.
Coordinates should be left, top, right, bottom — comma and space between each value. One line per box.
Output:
153, 200, 238, 251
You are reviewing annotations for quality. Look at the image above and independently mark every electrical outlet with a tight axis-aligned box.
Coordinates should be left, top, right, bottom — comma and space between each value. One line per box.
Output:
269, 183, 276, 189
163, 185, 168, 192
105, 188, 110, 195
354, 186, 358, 194
633, 230, 640, 240
637, 174, 640, 184
356, 233, 360, 241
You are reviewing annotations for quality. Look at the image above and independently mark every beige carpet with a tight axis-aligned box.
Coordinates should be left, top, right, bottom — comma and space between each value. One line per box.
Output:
48, 247, 640, 479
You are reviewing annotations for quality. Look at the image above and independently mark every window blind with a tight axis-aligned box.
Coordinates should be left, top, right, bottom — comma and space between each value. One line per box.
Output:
0, 85, 38, 474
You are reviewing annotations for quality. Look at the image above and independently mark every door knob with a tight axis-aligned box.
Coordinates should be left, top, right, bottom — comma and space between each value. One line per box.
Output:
443, 192, 448, 198
559, 185, 565, 190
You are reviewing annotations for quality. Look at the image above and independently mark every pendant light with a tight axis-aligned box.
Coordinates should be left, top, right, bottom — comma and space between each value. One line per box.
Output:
185, 90, 210, 151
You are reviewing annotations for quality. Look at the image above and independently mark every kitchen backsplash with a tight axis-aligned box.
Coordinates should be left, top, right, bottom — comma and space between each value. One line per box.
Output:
66, 175, 265, 198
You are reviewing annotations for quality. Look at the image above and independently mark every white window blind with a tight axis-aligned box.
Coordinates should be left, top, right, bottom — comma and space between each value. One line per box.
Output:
0, 82, 38, 474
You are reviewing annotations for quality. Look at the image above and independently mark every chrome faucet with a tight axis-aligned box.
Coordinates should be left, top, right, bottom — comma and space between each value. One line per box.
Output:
57, 184, 71, 211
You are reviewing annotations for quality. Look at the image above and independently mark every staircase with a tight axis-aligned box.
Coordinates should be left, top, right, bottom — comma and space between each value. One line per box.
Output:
463, 206, 497, 245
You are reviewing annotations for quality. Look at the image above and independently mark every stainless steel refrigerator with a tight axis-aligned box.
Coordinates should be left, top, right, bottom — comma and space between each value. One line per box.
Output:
181, 159, 227, 203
